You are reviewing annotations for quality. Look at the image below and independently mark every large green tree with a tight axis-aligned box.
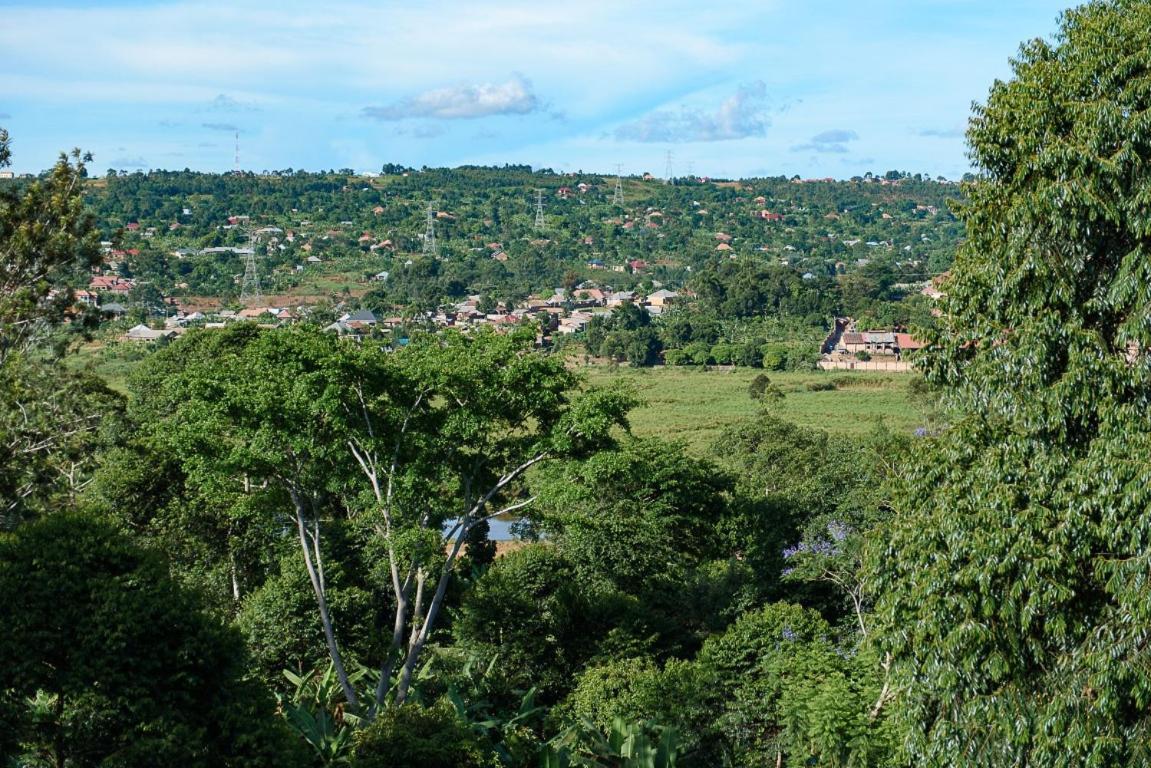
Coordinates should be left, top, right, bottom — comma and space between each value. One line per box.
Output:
0, 133, 118, 528
133, 325, 633, 716
869, 2, 1151, 765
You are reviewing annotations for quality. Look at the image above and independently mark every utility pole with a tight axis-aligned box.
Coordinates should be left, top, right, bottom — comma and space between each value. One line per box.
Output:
534, 188, 546, 231
613, 164, 625, 207
422, 202, 437, 256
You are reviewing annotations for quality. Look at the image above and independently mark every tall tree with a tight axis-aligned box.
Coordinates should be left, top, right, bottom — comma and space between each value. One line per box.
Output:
134, 325, 633, 715
0, 132, 115, 527
869, 3, 1151, 765
0, 130, 100, 366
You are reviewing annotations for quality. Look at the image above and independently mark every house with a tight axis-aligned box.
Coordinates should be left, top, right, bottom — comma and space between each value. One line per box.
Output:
89, 276, 136, 295
895, 333, 926, 356
606, 291, 635, 307
573, 288, 606, 305
716, 243, 733, 252
339, 309, 378, 325
714, 232, 733, 242
74, 289, 99, 307
646, 289, 679, 307
863, 331, 897, 354
839, 332, 866, 355
124, 324, 175, 342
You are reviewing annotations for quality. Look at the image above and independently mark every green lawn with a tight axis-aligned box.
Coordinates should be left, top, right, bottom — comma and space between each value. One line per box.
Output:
581, 366, 925, 454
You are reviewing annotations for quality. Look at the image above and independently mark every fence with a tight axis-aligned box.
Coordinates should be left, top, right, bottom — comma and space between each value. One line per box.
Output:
818, 359, 912, 372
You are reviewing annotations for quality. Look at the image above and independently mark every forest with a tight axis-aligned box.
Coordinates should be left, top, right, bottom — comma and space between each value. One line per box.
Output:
6, 1, 1151, 765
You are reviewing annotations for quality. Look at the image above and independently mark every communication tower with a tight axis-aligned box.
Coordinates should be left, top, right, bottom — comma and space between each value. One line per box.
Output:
534, 189, 546, 230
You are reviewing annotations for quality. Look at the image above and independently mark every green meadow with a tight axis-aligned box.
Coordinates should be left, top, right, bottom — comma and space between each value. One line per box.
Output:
581, 365, 925, 454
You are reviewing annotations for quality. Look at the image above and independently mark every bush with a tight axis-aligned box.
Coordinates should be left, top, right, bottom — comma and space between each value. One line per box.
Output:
352, 700, 493, 768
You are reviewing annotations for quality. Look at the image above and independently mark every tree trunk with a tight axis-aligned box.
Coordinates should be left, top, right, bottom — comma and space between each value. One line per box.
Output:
290, 488, 360, 711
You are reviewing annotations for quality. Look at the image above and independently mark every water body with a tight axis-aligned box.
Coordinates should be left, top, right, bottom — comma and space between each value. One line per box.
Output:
443, 515, 522, 542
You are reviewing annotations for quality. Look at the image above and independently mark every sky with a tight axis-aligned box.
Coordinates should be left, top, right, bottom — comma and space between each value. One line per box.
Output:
0, 0, 1072, 179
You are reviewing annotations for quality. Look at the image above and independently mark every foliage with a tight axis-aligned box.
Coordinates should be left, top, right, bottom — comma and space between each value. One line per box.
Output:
532, 438, 732, 593
543, 717, 681, 768
0, 133, 101, 366
452, 544, 643, 703
0, 511, 304, 767
696, 602, 894, 767
869, 3, 1151, 765
351, 699, 495, 768
0, 359, 125, 528
280, 664, 370, 766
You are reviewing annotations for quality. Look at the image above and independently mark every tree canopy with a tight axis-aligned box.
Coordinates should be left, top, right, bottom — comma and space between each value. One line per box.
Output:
869, 2, 1151, 764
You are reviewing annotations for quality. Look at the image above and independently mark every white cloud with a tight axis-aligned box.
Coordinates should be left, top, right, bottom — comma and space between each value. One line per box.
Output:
109, 156, 148, 168
202, 94, 259, 113
792, 129, 859, 154
918, 126, 965, 138
362, 75, 540, 121
613, 82, 770, 143
202, 122, 238, 132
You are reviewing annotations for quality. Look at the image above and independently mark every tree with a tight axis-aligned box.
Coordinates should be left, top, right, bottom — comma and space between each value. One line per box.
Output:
0, 133, 112, 528
0, 130, 100, 366
0, 512, 303, 766
134, 325, 634, 716
868, 3, 1151, 765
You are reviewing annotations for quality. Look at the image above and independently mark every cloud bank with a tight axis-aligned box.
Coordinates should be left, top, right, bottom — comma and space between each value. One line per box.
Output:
362, 75, 540, 121
613, 81, 770, 143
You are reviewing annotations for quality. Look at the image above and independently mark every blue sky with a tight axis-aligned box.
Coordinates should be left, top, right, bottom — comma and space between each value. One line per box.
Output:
0, 0, 1071, 179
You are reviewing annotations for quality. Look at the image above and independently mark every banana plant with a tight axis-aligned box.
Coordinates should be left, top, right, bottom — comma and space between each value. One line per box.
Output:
279, 663, 370, 766
542, 717, 680, 768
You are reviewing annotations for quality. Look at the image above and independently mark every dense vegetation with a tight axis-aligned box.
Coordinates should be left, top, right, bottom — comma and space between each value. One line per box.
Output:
5, 2, 1151, 765
64, 154, 957, 368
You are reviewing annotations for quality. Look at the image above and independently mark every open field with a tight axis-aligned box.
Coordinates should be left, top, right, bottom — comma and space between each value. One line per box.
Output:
580, 365, 924, 454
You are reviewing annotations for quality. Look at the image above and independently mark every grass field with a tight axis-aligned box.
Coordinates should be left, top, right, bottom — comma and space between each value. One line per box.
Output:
581, 366, 924, 454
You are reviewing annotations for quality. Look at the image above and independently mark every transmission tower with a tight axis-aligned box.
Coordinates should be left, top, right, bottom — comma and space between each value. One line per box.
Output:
534, 189, 546, 230
422, 202, 438, 256
234, 131, 240, 174
612, 164, 625, 207
239, 233, 262, 304
664, 150, 675, 184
